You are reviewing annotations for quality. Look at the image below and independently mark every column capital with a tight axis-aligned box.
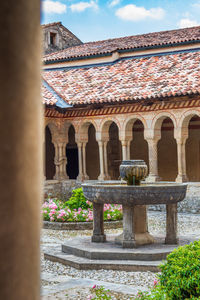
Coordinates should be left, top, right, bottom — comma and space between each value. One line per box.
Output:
175, 137, 187, 145
120, 140, 128, 147
145, 137, 160, 144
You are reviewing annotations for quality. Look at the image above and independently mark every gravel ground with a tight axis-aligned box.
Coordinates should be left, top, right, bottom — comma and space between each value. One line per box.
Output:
41, 211, 200, 299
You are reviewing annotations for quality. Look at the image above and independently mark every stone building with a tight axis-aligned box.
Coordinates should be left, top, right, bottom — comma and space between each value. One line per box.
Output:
42, 22, 82, 54
42, 25, 200, 188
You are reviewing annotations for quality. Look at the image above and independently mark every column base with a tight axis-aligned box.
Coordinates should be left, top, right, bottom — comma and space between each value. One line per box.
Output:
92, 234, 106, 243
53, 175, 69, 181
98, 174, 107, 181
77, 174, 89, 181
176, 174, 188, 183
115, 232, 155, 248
145, 175, 161, 183
165, 237, 179, 245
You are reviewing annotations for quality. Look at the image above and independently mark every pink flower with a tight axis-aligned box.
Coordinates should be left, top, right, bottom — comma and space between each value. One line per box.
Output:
49, 203, 58, 209
107, 214, 111, 219
87, 295, 92, 300
153, 279, 158, 287
92, 285, 96, 289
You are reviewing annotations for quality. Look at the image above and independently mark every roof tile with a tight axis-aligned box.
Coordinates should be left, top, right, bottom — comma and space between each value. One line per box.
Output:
42, 50, 200, 106
43, 26, 200, 62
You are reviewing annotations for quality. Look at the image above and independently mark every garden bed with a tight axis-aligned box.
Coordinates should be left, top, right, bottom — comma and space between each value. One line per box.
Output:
43, 220, 123, 230
42, 188, 123, 230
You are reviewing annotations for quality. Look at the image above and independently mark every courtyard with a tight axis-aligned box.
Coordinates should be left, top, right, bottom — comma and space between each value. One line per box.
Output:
41, 211, 200, 299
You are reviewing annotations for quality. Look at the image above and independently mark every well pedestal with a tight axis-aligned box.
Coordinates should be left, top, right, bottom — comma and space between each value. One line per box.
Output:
92, 202, 178, 248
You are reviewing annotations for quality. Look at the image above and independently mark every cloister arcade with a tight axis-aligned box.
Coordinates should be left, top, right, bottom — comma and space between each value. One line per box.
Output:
45, 108, 200, 183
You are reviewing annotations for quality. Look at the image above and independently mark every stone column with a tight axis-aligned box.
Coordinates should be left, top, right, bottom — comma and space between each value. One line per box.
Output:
127, 140, 131, 160
176, 138, 188, 183
77, 142, 84, 181
53, 141, 68, 180
98, 140, 106, 180
121, 140, 127, 161
92, 203, 106, 242
122, 205, 154, 248
146, 138, 160, 182
82, 142, 89, 180
0, 0, 41, 298
103, 140, 110, 180
165, 204, 178, 244
77, 142, 89, 181
122, 205, 135, 248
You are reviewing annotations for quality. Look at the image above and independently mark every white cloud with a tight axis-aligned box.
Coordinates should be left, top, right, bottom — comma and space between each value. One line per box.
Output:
42, 0, 67, 14
70, 1, 98, 12
115, 4, 165, 22
177, 18, 199, 28
192, 1, 200, 8
108, 0, 120, 8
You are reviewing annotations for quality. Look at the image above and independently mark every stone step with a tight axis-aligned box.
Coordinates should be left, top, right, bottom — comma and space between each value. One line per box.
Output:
61, 235, 186, 262
44, 249, 162, 272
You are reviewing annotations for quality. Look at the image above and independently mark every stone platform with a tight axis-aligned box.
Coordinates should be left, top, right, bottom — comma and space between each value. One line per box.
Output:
44, 234, 196, 272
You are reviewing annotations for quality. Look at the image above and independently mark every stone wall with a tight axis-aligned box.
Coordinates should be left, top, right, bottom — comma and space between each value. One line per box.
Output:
44, 180, 81, 200
43, 23, 82, 54
44, 180, 200, 213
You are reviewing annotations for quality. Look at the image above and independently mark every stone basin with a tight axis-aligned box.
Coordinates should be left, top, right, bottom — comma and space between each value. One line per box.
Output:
82, 181, 187, 206
82, 181, 187, 248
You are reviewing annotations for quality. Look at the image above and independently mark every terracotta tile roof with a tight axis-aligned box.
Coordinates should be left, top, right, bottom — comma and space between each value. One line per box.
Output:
42, 22, 62, 28
42, 84, 58, 105
42, 50, 200, 106
43, 26, 200, 63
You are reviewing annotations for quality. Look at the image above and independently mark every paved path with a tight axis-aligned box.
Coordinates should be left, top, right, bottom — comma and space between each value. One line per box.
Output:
41, 211, 200, 299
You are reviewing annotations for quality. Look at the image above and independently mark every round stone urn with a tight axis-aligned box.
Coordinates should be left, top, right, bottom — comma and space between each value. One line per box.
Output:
119, 160, 148, 185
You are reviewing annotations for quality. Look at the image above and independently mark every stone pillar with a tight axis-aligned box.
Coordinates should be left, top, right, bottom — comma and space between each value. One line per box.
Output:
77, 142, 89, 181
77, 142, 84, 181
121, 140, 127, 161
121, 205, 154, 248
122, 205, 135, 248
53, 141, 68, 180
103, 140, 110, 180
146, 138, 160, 182
127, 140, 131, 160
165, 204, 178, 244
176, 138, 188, 183
98, 140, 106, 180
92, 203, 106, 242
0, 0, 41, 298
82, 142, 89, 180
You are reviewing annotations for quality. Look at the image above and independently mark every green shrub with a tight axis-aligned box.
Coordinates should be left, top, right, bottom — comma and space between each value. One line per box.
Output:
65, 188, 90, 210
159, 240, 200, 299
135, 240, 200, 300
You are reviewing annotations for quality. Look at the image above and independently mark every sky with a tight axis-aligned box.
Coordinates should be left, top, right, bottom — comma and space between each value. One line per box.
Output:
41, 0, 200, 42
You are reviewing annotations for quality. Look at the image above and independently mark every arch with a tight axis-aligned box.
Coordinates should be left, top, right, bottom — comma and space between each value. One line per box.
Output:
45, 125, 55, 180
185, 114, 200, 181
66, 124, 79, 179
86, 124, 100, 179
78, 119, 98, 141
62, 120, 74, 137
45, 121, 59, 138
107, 122, 122, 179
122, 114, 147, 140
157, 117, 178, 181
130, 119, 149, 168
178, 109, 200, 139
99, 117, 121, 141
151, 112, 177, 140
